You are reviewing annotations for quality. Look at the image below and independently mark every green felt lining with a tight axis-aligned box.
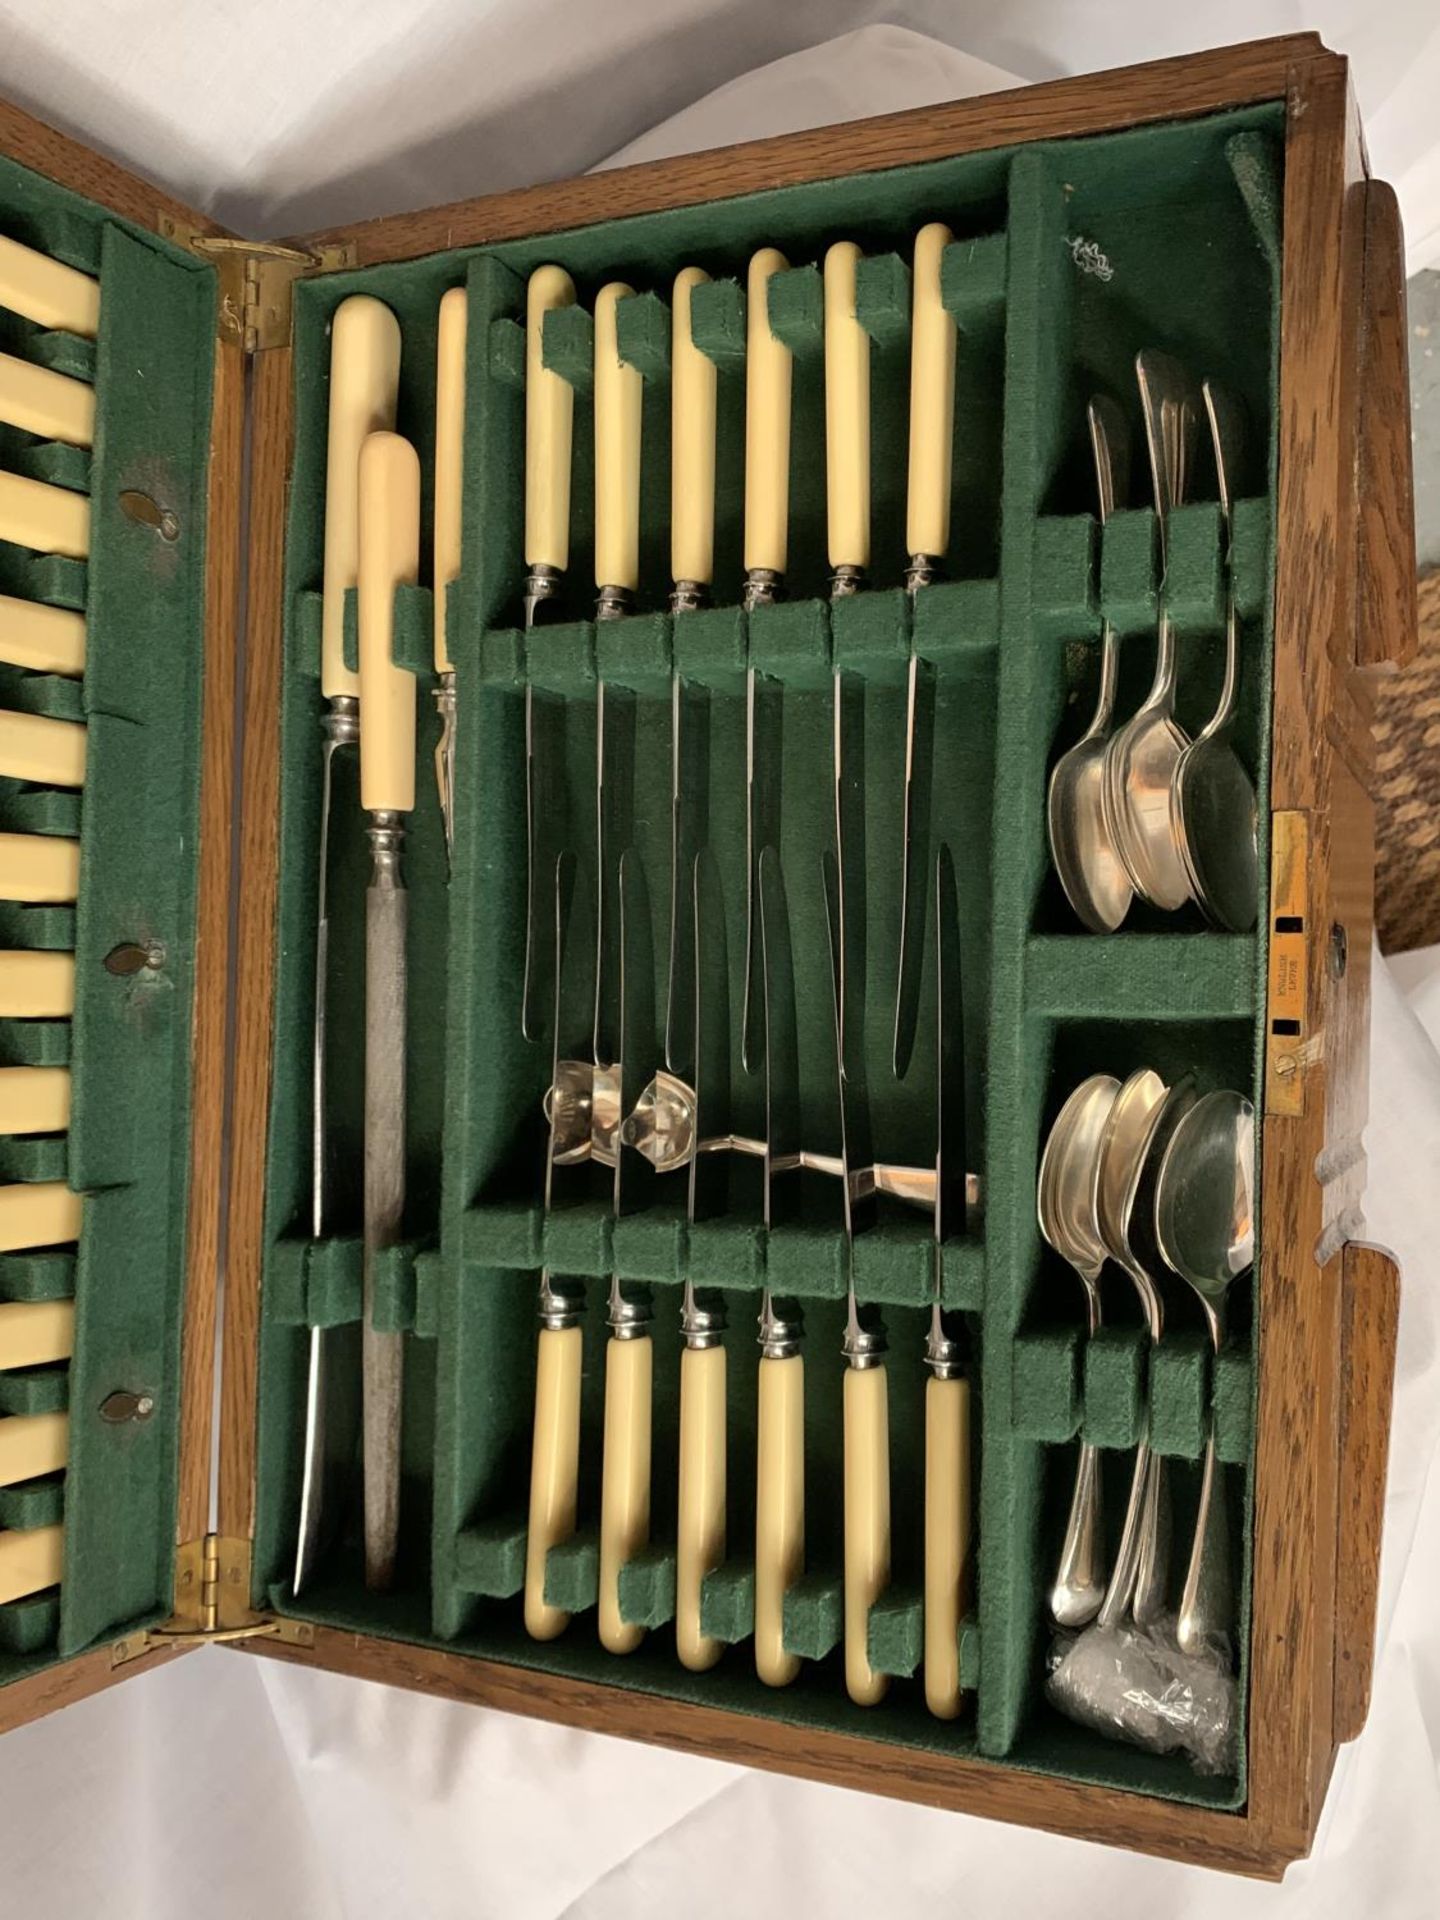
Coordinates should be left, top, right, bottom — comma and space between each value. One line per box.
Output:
249, 102, 1285, 1812
0, 158, 215, 1686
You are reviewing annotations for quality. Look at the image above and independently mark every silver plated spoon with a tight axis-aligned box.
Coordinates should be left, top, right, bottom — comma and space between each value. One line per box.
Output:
1102, 350, 1199, 911
1047, 397, 1133, 931
1038, 1073, 1121, 1626
1155, 1088, 1255, 1657
1171, 382, 1259, 933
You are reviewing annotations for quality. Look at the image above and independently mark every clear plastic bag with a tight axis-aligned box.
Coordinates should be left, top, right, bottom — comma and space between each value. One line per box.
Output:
1046, 1618, 1239, 1776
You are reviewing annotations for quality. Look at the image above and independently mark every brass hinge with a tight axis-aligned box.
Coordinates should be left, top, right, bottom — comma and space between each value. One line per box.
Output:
156, 222, 357, 351
110, 1534, 315, 1667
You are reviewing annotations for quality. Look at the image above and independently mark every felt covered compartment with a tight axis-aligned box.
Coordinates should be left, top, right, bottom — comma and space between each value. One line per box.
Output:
251, 101, 1281, 1809
0, 156, 215, 1674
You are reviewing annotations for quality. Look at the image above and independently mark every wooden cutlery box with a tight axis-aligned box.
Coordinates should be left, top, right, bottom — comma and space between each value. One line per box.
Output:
0, 32, 1414, 1880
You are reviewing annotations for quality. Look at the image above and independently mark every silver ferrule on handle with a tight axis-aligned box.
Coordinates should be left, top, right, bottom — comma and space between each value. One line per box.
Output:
524, 562, 563, 627
680, 1281, 726, 1351
607, 1273, 652, 1340
904, 552, 939, 595
596, 584, 633, 622
758, 1292, 802, 1362
742, 567, 783, 611
830, 563, 865, 599
842, 1297, 886, 1370
537, 1268, 584, 1332
669, 580, 707, 615
924, 1301, 964, 1380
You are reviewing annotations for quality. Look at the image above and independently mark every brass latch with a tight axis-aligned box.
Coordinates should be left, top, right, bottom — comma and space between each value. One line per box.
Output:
111, 1534, 315, 1666
156, 223, 356, 351
1265, 811, 1313, 1114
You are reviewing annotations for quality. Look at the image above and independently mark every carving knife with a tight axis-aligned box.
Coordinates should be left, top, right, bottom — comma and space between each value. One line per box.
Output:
923, 844, 971, 1719
665, 265, 716, 1076
894, 223, 955, 1077
357, 428, 421, 1591
754, 846, 804, 1687
433, 285, 466, 860
824, 239, 889, 1708
294, 293, 400, 1597
740, 248, 792, 1075
520, 265, 577, 1041
675, 849, 728, 1671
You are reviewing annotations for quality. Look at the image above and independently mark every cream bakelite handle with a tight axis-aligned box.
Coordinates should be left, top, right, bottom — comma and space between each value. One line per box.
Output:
671, 267, 716, 589
0, 832, 79, 904
598, 1332, 651, 1654
321, 295, 402, 700
0, 352, 94, 448
824, 242, 870, 573
0, 1410, 68, 1485
0, 1522, 64, 1604
754, 1350, 803, 1687
524, 1322, 582, 1641
357, 431, 421, 815
906, 223, 956, 561
924, 1373, 971, 1720
0, 237, 98, 338
743, 249, 792, 578
0, 1182, 82, 1252
0, 951, 75, 1016
675, 1342, 725, 1672
594, 283, 642, 596
0, 1066, 69, 1135
0, 1299, 74, 1370
433, 287, 467, 674
0, 471, 89, 560
525, 266, 576, 573
0, 711, 86, 788
0, 596, 85, 676
844, 1361, 890, 1706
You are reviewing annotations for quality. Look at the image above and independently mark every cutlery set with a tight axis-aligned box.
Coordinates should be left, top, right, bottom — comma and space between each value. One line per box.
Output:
0, 232, 98, 1619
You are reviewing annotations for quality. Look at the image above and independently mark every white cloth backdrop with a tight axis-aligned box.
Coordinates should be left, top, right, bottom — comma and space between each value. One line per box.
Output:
0, 16, 1437, 1916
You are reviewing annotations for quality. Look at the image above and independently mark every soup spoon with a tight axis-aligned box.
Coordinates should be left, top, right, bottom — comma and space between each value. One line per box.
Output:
1155, 1088, 1255, 1656
1037, 1073, 1120, 1626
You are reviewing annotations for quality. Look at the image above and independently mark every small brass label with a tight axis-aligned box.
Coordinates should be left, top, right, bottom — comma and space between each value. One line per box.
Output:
1266, 812, 1310, 1114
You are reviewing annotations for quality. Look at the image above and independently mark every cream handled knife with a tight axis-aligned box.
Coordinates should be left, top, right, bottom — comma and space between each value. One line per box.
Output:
894, 222, 956, 1078
520, 265, 577, 1044
357, 428, 421, 1592
294, 293, 401, 1599
0, 1298, 74, 1369
594, 281, 642, 617
0, 598, 85, 677
432, 285, 467, 859
0, 951, 76, 1015
824, 240, 870, 590
0, 1522, 63, 1605
0, 471, 89, 560
0, 832, 80, 902
0, 352, 94, 448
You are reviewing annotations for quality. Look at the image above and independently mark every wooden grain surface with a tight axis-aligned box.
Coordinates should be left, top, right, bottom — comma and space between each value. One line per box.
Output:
0, 95, 228, 243
287, 35, 1325, 266
1332, 1242, 1401, 1745
175, 332, 245, 1549
0, 1639, 189, 1740
218, 348, 293, 1544
1353, 183, 1417, 675
237, 1630, 1294, 1879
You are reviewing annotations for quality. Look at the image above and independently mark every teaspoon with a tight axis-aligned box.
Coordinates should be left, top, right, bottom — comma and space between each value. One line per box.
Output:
1037, 1073, 1120, 1626
1155, 1088, 1255, 1656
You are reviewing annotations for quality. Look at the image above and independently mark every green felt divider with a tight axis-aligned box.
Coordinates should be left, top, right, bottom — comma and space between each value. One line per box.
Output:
0, 1138, 69, 1181
869, 1584, 924, 1678
618, 1545, 676, 1628
1012, 1327, 1080, 1443
0, 1593, 59, 1655
1080, 1330, 1146, 1450
783, 1573, 842, 1661
453, 1519, 525, 1598
545, 1530, 599, 1612
0, 1366, 68, 1415
0, 1478, 63, 1528
0, 160, 214, 1671
249, 104, 1283, 1810
1215, 1338, 1254, 1465
1150, 1331, 1210, 1459
0, 1017, 70, 1063
0, 1252, 74, 1303
699, 1559, 755, 1642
